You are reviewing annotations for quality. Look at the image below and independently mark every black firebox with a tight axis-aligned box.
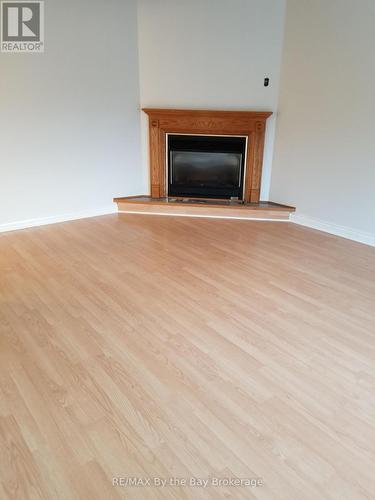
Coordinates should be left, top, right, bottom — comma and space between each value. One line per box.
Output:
167, 134, 246, 199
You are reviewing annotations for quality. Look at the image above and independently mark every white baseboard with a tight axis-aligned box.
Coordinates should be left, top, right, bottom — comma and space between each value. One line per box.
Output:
118, 210, 290, 222
3, 207, 373, 247
0, 205, 117, 234
291, 213, 375, 247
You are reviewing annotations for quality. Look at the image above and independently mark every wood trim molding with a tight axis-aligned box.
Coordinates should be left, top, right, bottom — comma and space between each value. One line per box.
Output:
143, 108, 272, 204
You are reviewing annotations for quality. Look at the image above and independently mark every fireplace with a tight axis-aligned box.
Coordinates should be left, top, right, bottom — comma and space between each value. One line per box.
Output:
167, 134, 247, 199
143, 109, 272, 203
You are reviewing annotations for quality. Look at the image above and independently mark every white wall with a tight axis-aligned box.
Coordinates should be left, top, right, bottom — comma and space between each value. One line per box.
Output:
270, 0, 375, 243
0, 0, 143, 230
137, 0, 286, 200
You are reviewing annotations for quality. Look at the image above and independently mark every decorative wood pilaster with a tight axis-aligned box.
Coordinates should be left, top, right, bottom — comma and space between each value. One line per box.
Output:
149, 119, 160, 198
250, 121, 267, 203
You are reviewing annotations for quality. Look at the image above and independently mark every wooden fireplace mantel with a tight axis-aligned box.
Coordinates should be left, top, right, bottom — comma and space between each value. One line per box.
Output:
142, 108, 272, 203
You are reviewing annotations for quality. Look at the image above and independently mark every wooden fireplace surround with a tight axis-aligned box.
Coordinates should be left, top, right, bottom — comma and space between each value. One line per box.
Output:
143, 108, 272, 203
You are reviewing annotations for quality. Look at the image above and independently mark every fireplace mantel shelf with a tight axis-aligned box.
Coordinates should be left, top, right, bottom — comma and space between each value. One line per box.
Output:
142, 108, 273, 204
142, 108, 273, 119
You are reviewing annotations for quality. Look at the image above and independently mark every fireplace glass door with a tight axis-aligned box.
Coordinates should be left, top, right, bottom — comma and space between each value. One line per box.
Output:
168, 135, 246, 199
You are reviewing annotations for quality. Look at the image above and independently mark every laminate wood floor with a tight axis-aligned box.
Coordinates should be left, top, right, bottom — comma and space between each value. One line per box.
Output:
1, 214, 375, 500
